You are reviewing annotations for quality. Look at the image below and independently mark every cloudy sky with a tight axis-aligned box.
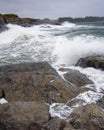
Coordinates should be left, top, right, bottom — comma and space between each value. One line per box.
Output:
0, 0, 103, 19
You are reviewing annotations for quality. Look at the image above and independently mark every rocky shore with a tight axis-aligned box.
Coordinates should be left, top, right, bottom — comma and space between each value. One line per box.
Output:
0, 61, 104, 130
0, 14, 104, 130
0, 13, 104, 32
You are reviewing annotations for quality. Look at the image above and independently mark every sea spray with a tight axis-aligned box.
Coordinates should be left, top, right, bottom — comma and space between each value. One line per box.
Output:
0, 22, 104, 118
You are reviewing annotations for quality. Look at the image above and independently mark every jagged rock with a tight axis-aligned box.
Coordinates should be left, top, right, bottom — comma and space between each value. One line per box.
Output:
76, 56, 104, 70
0, 62, 77, 103
63, 69, 94, 88
66, 104, 104, 130
0, 101, 49, 130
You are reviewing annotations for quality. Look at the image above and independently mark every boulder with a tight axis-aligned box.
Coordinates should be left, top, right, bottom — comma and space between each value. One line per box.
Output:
66, 104, 104, 130
76, 56, 104, 70
44, 117, 66, 130
0, 101, 49, 130
0, 62, 77, 103
63, 69, 94, 88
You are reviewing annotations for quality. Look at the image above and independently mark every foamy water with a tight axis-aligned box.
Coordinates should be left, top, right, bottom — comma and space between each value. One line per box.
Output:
0, 22, 104, 119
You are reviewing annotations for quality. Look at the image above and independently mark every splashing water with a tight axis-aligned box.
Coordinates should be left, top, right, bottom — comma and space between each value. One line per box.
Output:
1, 22, 104, 118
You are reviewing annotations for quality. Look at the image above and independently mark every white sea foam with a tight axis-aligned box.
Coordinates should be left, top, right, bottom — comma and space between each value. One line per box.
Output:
70, 66, 104, 92
49, 103, 73, 119
0, 23, 104, 118
0, 24, 104, 66
0, 98, 8, 104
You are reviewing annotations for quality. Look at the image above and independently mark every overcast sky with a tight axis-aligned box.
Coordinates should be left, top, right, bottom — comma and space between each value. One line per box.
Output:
0, 0, 103, 19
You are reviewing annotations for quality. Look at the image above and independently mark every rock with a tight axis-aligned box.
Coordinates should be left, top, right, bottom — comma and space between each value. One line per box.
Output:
0, 14, 8, 32
0, 13, 60, 28
63, 69, 94, 89
0, 62, 77, 103
0, 14, 5, 25
76, 56, 104, 70
0, 101, 49, 130
0, 88, 3, 98
0, 25, 8, 33
2, 14, 21, 24
44, 117, 66, 130
66, 104, 104, 130
20, 18, 42, 27
97, 96, 104, 109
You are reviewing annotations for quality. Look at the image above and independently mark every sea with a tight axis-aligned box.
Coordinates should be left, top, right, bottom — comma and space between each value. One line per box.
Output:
0, 21, 104, 119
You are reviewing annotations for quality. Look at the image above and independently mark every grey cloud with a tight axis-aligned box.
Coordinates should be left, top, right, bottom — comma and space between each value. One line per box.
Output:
0, 0, 103, 19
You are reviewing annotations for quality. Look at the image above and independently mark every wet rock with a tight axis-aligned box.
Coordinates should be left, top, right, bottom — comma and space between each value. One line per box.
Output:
63, 69, 94, 89
0, 14, 8, 32
76, 56, 104, 70
0, 62, 77, 103
0, 25, 8, 33
0, 101, 49, 130
97, 96, 104, 109
0, 14, 5, 25
67, 104, 104, 130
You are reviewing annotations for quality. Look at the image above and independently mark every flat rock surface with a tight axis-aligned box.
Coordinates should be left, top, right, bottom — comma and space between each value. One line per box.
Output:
0, 62, 77, 103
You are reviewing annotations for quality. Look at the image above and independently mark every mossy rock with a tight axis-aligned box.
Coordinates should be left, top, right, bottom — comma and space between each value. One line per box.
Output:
2, 14, 20, 24
3, 14, 19, 19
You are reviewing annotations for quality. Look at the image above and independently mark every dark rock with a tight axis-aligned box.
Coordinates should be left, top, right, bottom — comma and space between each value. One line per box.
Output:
0, 14, 5, 25
66, 104, 104, 130
97, 96, 104, 109
0, 101, 49, 130
0, 25, 8, 33
76, 56, 104, 70
19, 18, 42, 27
0, 88, 3, 98
0, 14, 43, 27
0, 14, 59, 27
0, 14, 8, 32
0, 62, 77, 103
63, 69, 94, 89
2, 14, 21, 24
